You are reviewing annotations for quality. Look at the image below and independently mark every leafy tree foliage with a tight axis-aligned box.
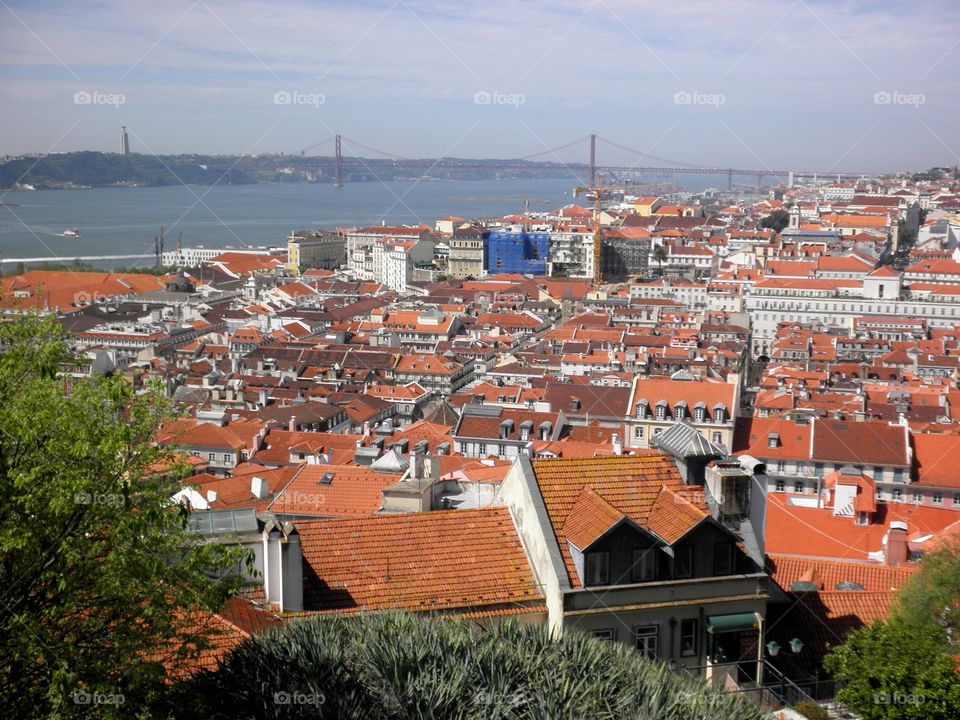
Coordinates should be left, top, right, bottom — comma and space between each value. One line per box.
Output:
824, 542, 960, 719
760, 209, 790, 233
163, 611, 768, 720
0, 315, 248, 718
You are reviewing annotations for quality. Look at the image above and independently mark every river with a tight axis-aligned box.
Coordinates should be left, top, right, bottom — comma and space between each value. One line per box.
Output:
0, 174, 729, 269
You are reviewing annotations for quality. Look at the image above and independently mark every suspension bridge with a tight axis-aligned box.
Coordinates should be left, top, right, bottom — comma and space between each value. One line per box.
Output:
292, 133, 871, 190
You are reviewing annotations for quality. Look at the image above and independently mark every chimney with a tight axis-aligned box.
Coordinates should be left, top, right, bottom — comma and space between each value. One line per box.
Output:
251, 476, 269, 499
263, 524, 303, 613
413, 448, 425, 480
259, 388, 268, 407
570, 397, 581, 412
612, 433, 622, 456
288, 415, 297, 432
206, 490, 218, 504
885, 522, 909, 567
362, 421, 370, 436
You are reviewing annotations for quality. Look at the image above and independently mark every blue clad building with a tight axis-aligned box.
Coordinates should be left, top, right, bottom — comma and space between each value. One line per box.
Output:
486, 231, 550, 275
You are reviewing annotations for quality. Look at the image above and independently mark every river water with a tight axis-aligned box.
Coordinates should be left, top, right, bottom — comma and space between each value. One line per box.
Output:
0, 174, 728, 269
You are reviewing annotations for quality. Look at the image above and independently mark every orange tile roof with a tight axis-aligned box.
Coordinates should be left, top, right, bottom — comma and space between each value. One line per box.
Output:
647, 486, 709, 544
530, 455, 692, 587
267, 465, 394, 517
912, 433, 960, 489
562, 487, 626, 549
295, 508, 542, 614
765, 553, 916, 593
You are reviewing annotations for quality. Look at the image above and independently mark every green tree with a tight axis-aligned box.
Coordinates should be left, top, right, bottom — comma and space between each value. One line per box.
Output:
760, 209, 790, 233
824, 542, 960, 719
0, 315, 248, 718
652, 244, 668, 275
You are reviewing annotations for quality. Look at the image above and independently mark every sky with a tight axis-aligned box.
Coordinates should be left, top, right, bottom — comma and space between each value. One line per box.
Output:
1, 0, 958, 173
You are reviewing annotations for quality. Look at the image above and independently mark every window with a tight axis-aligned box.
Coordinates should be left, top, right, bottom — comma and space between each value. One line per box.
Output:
776, 460, 785, 472
713, 408, 724, 423
695, 407, 706, 422
653, 428, 663, 437
674, 545, 693, 579
592, 628, 615, 642
856, 512, 868, 526
953, 495, 960, 507
892, 488, 903, 502
632, 548, 657, 582
634, 426, 644, 440
794, 481, 804, 494
713, 543, 735, 576
655, 404, 666, 420
634, 625, 658, 660
585, 552, 609, 586
775, 479, 785, 493
208, 452, 216, 462
681, 619, 698, 657
913, 492, 923, 504
675, 405, 685, 421
933, 492, 943, 505
712, 431, 722, 444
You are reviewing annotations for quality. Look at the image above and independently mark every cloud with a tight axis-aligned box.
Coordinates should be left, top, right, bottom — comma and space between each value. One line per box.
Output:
0, 0, 958, 168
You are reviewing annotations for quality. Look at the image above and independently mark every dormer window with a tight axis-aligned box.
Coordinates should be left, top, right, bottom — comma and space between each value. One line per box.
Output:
713, 405, 726, 423
674, 402, 686, 421
519, 420, 533, 442
694, 403, 706, 423
636, 401, 648, 419
655, 401, 667, 421
768, 433, 780, 448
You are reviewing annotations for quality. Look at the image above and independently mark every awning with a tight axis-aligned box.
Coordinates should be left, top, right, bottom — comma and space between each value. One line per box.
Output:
706, 612, 761, 634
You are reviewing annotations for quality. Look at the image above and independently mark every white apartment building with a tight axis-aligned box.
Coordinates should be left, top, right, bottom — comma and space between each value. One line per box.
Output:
161, 246, 280, 267
381, 239, 435, 294
548, 229, 595, 279
745, 270, 960, 357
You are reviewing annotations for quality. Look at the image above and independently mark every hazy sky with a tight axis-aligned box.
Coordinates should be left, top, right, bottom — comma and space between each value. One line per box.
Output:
1, 0, 958, 172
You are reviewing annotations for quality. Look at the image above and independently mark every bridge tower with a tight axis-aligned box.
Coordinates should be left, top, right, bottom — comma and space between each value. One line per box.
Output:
726, 169, 733, 191
334, 134, 342, 188
589, 133, 596, 189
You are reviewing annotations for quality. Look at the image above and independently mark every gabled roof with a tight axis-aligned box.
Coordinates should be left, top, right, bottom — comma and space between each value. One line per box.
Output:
647, 487, 709, 544
529, 455, 702, 588
562, 487, 627, 550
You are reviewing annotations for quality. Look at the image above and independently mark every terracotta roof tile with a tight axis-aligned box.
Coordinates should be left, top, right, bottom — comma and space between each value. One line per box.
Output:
295, 508, 542, 614
562, 487, 626, 549
531, 455, 691, 587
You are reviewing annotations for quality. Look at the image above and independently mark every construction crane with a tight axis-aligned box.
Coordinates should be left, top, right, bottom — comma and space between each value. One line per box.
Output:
522, 198, 550, 230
